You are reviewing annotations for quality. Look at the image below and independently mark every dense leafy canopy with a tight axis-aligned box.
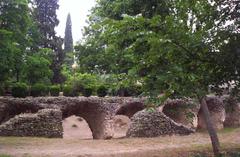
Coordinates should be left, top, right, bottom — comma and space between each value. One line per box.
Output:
0, 0, 240, 155
0, 0, 30, 83
77, 0, 240, 100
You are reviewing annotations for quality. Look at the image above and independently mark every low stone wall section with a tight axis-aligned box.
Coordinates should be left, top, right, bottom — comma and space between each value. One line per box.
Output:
0, 109, 63, 138
0, 97, 145, 139
126, 110, 194, 138
162, 98, 200, 129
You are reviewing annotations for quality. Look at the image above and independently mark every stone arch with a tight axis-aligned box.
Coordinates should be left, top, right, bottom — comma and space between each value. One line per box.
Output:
0, 97, 147, 139
58, 99, 114, 139
63, 115, 93, 139
113, 115, 131, 138
0, 98, 44, 124
115, 102, 145, 118
162, 99, 200, 129
197, 96, 226, 130
0, 97, 115, 139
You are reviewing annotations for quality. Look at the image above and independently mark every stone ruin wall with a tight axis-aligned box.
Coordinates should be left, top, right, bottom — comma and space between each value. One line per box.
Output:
126, 110, 194, 138
0, 96, 239, 139
0, 97, 145, 139
162, 98, 200, 129
222, 96, 240, 128
197, 96, 226, 130
0, 109, 63, 138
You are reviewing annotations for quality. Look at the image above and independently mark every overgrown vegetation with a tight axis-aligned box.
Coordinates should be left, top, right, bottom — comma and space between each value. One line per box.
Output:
11, 83, 28, 98
49, 85, 61, 96
1, 0, 240, 156
30, 83, 48, 97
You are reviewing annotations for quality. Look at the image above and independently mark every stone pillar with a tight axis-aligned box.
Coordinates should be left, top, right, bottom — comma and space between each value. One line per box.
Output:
197, 97, 226, 130
85, 114, 114, 139
223, 97, 240, 128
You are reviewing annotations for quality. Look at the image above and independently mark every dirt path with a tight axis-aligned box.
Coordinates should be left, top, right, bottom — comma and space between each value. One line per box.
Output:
0, 117, 239, 157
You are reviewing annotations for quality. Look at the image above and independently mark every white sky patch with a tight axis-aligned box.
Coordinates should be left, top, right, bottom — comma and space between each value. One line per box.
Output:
56, 0, 96, 44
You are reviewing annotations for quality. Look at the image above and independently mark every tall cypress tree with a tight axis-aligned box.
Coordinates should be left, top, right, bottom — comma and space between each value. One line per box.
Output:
64, 13, 73, 53
32, 0, 60, 48
32, 0, 65, 84
64, 13, 74, 67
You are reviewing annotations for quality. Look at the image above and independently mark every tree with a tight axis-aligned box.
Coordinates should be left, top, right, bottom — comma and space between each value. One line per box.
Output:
82, 0, 240, 156
51, 36, 66, 84
24, 53, 53, 85
32, 0, 60, 48
0, 0, 31, 83
32, 0, 65, 84
0, 30, 13, 84
64, 13, 74, 67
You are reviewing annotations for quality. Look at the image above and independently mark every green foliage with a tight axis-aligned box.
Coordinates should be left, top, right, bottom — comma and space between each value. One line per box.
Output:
0, 154, 13, 157
102, 74, 143, 97
32, 0, 60, 48
64, 13, 74, 67
65, 73, 99, 92
82, 87, 93, 97
0, 0, 30, 83
97, 85, 108, 97
119, 84, 143, 97
0, 30, 14, 83
63, 85, 78, 97
80, 0, 240, 100
0, 86, 4, 96
32, 0, 65, 84
30, 83, 48, 97
24, 53, 53, 85
49, 85, 60, 96
12, 82, 28, 98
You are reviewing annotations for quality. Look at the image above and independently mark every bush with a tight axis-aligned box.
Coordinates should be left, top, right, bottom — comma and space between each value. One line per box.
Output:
12, 83, 28, 98
30, 83, 48, 97
72, 80, 85, 93
82, 87, 92, 97
97, 85, 108, 97
115, 85, 143, 97
49, 85, 60, 96
63, 85, 78, 97
0, 86, 4, 96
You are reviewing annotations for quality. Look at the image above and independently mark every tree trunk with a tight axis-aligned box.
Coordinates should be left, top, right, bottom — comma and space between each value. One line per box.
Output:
199, 96, 221, 157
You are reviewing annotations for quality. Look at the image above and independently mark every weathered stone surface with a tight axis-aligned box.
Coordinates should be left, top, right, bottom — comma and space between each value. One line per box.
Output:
0, 109, 63, 138
162, 99, 200, 129
0, 97, 145, 139
223, 96, 240, 128
126, 110, 194, 138
197, 96, 226, 130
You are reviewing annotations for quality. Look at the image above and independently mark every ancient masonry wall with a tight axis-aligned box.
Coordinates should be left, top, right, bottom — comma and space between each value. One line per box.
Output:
0, 109, 63, 138
126, 110, 194, 137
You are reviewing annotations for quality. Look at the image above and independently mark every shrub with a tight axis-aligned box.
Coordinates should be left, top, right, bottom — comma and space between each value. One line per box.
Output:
63, 85, 78, 97
97, 85, 108, 97
72, 80, 84, 93
115, 85, 143, 97
30, 83, 48, 97
12, 83, 28, 98
82, 87, 92, 97
49, 85, 60, 96
0, 86, 4, 96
